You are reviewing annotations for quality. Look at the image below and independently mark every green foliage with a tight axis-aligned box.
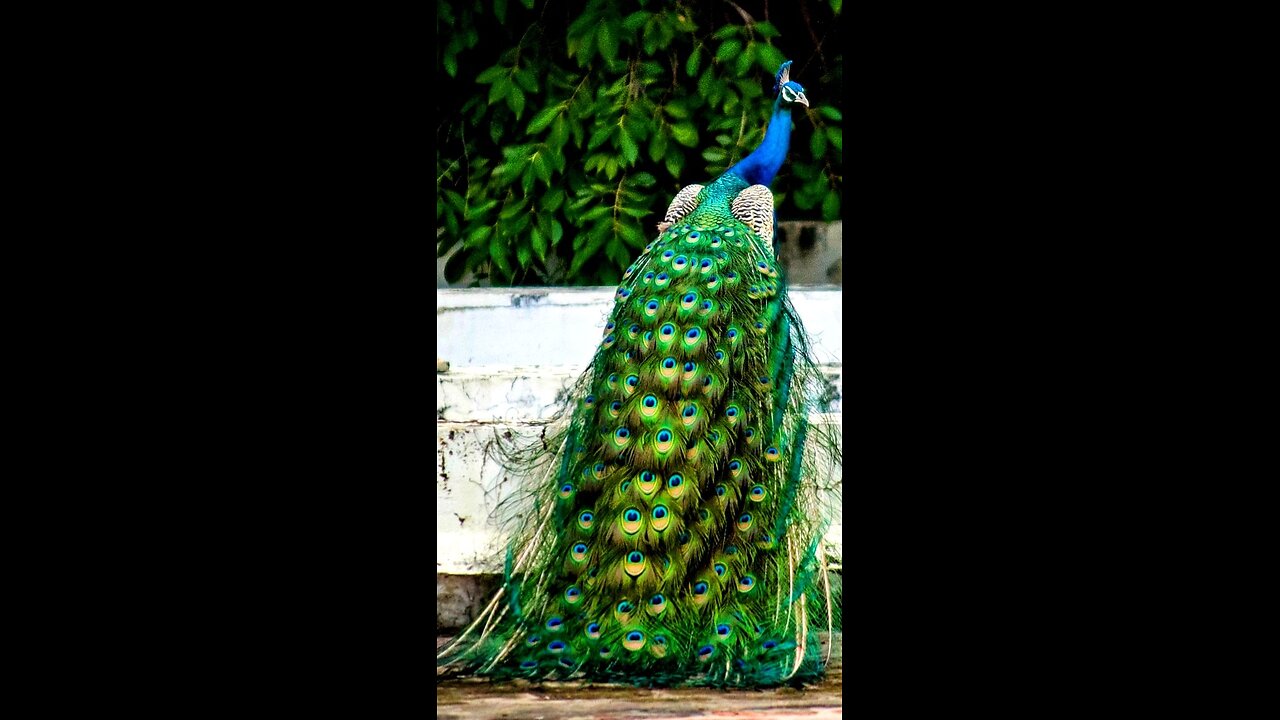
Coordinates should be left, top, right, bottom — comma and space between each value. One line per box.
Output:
437, 0, 843, 286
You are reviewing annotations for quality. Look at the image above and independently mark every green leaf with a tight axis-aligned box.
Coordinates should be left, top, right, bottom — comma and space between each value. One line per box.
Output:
664, 102, 690, 119
489, 77, 511, 105
520, 0, 534, 8
831, 0, 843, 15
494, 0, 507, 25
685, 47, 701, 77
513, 68, 538, 93
476, 66, 506, 84
734, 48, 753, 77
466, 225, 493, 249
648, 130, 667, 162
507, 86, 526, 118
443, 53, 458, 78
811, 129, 827, 158
664, 147, 684, 178
827, 127, 843, 151
516, 243, 532, 269
753, 21, 781, 38
715, 134, 732, 146
629, 171, 656, 187
526, 105, 560, 135
490, 232, 513, 277
671, 121, 698, 147
712, 25, 739, 40
580, 206, 611, 221
715, 39, 742, 63
549, 114, 569, 149
818, 106, 843, 122
702, 147, 726, 162
604, 157, 619, 180
618, 127, 638, 165
588, 125, 612, 151
756, 44, 785, 75
531, 224, 548, 263
550, 218, 564, 246
541, 187, 565, 213
622, 10, 649, 32
532, 151, 552, 185
822, 192, 840, 221
598, 22, 619, 64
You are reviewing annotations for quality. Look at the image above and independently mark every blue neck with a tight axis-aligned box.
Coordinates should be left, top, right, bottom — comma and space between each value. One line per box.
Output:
726, 97, 792, 186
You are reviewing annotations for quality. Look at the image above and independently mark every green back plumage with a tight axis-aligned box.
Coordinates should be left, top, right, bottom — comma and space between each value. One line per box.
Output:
438, 63, 840, 688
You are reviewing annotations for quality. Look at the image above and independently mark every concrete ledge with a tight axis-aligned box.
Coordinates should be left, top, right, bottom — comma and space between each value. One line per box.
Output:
438, 286, 843, 368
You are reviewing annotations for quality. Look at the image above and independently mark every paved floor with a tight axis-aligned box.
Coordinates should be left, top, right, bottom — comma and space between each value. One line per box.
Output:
436, 634, 842, 719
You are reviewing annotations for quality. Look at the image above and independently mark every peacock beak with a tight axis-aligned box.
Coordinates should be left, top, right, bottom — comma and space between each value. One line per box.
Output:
795, 91, 809, 107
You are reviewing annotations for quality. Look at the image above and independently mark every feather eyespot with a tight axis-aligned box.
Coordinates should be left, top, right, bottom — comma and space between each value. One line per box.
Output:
688, 231, 699, 239
714, 562, 726, 576
602, 333, 616, 348
637, 470, 660, 494
763, 640, 778, 650
697, 644, 715, 661
622, 508, 642, 534
693, 581, 708, 595
577, 511, 594, 530
698, 508, 709, 521
714, 484, 726, 497
548, 640, 566, 652
654, 272, 670, 288
662, 250, 675, 260
527, 635, 541, 646
672, 256, 688, 271
586, 622, 601, 639
546, 616, 564, 631
686, 328, 700, 339
660, 324, 675, 337
565, 586, 582, 603
571, 543, 588, 562
737, 575, 756, 593
749, 485, 766, 502
716, 624, 731, 638
683, 361, 695, 372
583, 394, 595, 408
520, 660, 538, 669
623, 630, 646, 651
700, 258, 713, 271
643, 272, 655, 284
625, 551, 646, 577
651, 504, 670, 531
706, 275, 720, 289
666, 473, 686, 498
765, 446, 782, 462
593, 462, 608, 478
726, 545, 738, 555
559, 483, 574, 498
736, 513, 753, 531
647, 593, 667, 616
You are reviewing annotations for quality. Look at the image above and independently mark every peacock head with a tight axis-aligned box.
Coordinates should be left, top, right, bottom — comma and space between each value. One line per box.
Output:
772, 60, 809, 108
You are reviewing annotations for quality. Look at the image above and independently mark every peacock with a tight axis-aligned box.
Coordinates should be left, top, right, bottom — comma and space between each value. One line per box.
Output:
437, 60, 841, 688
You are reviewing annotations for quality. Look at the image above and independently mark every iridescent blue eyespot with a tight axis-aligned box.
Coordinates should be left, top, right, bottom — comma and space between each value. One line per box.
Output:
693, 582, 708, 595
549, 640, 566, 650
662, 250, 675, 259
616, 428, 630, 438
660, 324, 675, 336
653, 506, 667, 519
683, 405, 696, 417
546, 617, 563, 629
657, 429, 672, 442
663, 358, 676, 368
617, 601, 633, 613
714, 563, 726, 576
657, 272, 669, 281
647, 300, 659, 310
700, 259, 712, 269
643, 396, 657, 408
573, 543, 587, 553
610, 401, 622, 412
683, 293, 696, 303
716, 624, 731, 636
698, 645, 714, 657
686, 328, 700, 339
628, 551, 642, 563
715, 485, 726, 496
727, 329, 738, 338
668, 474, 683, 487
683, 361, 695, 371
763, 640, 778, 649
625, 509, 640, 521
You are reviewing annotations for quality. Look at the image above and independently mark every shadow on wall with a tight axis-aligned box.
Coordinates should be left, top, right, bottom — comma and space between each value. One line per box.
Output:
436, 221, 842, 288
